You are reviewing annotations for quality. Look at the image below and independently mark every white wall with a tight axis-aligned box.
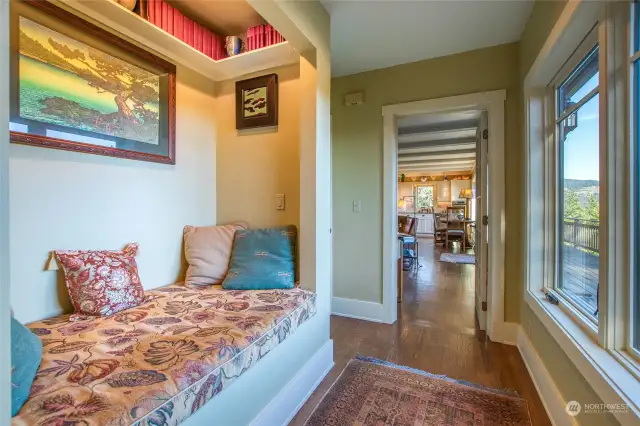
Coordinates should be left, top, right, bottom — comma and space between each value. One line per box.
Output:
1, 0, 12, 422
10, 66, 217, 323
250, 0, 331, 309
7, 0, 332, 422
216, 65, 301, 229
198, 0, 331, 423
213, 2, 333, 423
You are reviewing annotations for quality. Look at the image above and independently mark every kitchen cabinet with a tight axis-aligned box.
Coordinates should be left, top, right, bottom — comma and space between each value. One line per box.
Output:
436, 182, 451, 202
415, 213, 434, 235
450, 179, 471, 200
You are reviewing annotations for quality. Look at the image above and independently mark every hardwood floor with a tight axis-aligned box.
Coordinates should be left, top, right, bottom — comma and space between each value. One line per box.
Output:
289, 238, 551, 426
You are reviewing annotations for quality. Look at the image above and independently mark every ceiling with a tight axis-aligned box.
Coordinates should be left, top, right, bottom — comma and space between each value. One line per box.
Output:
170, 0, 265, 36
397, 110, 480, 175
320, 0, 533, 77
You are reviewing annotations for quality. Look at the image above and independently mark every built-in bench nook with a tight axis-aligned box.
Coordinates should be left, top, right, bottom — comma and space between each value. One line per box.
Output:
5, 0, 331, 424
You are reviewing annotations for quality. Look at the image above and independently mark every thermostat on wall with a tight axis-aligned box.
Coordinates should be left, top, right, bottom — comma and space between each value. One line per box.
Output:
344, 92, 364, 106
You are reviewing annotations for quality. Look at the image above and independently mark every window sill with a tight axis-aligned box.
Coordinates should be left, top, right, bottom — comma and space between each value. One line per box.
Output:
525, 291, 640, 426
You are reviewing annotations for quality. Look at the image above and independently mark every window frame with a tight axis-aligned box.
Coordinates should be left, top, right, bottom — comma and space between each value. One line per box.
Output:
415, 184, 435, 210
524, 2, 640, 422
628, 0, 640, 364
546, 31, 601, 331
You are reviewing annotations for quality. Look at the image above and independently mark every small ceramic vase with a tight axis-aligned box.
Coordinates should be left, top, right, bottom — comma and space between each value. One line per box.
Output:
225, 36, 244, 57
117, 0, 137, 11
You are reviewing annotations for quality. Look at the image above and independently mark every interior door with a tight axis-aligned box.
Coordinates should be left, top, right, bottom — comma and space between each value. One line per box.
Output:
475, 111, 489, 331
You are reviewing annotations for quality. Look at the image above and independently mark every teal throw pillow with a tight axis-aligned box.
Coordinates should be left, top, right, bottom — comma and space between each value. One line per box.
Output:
222, 225, 296, 290
11, 317, 42, 416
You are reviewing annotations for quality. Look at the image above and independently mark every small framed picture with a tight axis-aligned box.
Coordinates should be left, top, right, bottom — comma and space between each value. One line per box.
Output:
235, 73, 278, 130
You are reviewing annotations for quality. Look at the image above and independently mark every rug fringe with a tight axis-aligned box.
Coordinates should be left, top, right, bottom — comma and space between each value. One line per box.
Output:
354, 354, 520, 398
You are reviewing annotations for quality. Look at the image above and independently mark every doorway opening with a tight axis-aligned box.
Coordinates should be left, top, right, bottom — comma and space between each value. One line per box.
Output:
396, 109, 486, 336
382, 90, 512, 344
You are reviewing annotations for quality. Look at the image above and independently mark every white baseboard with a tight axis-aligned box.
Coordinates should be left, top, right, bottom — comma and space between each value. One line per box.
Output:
331, 297, 391, 323
489, 321, 519, 345
250, 339, 334, 426
517, 327, 577, 426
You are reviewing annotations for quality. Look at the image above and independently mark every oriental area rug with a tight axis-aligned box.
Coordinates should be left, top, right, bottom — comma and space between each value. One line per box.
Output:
304, 355, 532, 426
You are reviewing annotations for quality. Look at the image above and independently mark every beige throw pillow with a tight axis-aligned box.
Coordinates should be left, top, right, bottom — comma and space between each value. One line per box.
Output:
184, 223, 247, 286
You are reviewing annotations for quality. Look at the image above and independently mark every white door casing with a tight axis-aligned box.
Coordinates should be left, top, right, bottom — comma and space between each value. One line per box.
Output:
475, 111, 489, 331
382, 90, 513, 344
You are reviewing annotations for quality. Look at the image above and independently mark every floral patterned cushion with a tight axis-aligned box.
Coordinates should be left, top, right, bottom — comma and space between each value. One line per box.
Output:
55, 243, 145, 318
13, 283, 316, 425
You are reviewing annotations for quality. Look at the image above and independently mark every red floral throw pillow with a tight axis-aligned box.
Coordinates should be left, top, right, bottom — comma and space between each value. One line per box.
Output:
55, 243, 145, 318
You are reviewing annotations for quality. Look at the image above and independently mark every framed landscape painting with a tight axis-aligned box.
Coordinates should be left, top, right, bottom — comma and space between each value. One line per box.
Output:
10, 0, 176, 164
236, 73, 278, 130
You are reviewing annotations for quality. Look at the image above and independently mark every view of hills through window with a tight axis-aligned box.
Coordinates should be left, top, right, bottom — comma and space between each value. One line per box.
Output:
557, 48, 599, 320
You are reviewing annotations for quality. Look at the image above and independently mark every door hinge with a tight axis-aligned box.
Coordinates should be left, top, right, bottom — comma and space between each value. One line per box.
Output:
482, 129, 488, 139
482, 301, 487, 312
482, 215, 488, 226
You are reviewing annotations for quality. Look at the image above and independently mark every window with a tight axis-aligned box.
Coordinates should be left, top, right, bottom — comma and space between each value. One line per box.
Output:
554, 45, 600, 323
632, 2, 640, 354
415, 185, 434, 210
524, 2, 640, 418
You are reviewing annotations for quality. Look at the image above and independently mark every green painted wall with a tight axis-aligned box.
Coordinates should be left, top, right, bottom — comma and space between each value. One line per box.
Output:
331, 43, 522, 322
331, 2, 621, 424
519, 2, 619, 425
519, 0, 570, 80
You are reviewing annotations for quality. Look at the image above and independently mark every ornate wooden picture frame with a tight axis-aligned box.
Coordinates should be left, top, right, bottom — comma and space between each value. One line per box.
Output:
235, 73, 278, 130
10, 0, 176, 164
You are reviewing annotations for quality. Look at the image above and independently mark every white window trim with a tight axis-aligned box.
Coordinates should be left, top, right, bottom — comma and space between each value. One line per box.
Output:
548, 26, 600, 331
524, 2, 640, 424
628, 0, 640, 367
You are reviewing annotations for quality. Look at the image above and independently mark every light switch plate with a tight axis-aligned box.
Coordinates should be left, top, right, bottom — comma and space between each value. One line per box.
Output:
353, 200, 361, 213
276, 194, 285, 210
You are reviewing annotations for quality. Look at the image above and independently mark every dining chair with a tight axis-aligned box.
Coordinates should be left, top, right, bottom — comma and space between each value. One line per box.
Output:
445, 206, 466, 251
434, 213, 447, 246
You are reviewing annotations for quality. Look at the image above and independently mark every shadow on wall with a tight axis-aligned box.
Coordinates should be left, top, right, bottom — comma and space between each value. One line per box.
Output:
215, 64, 301, 231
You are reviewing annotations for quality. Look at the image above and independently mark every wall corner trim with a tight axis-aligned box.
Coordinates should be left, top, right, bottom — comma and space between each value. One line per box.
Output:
331, 297, 392, 324
517, 326, 578, 426
250, 339, 334, 426
490, 321, 519, 345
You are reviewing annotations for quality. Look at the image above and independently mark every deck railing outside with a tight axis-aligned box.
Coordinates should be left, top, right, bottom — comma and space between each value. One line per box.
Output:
563, 217, 599, 253
561, 218, 599, 316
